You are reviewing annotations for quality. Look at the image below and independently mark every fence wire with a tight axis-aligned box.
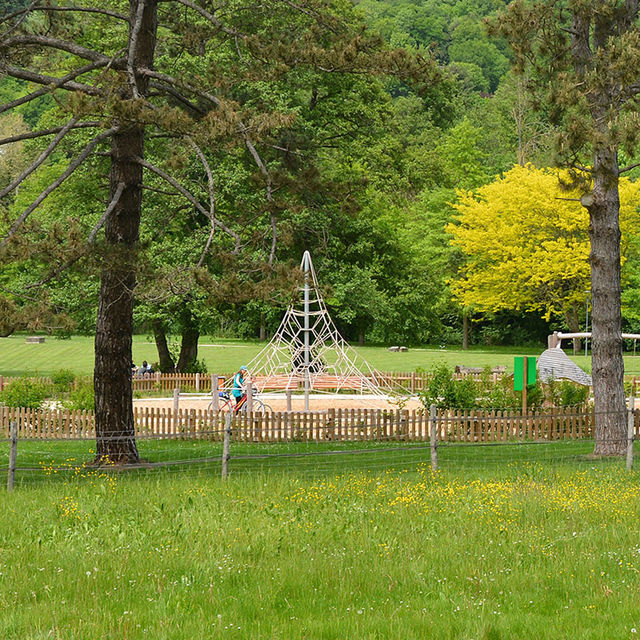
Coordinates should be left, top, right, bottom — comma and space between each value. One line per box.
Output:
1, 405, 636, 488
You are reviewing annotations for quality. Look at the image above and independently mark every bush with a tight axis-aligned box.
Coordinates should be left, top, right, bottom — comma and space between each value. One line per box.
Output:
66, 379, 95, 411
51, 369, 76, 393
419, 362, 478, 410
546, 379, 589, 407
0, 378, 52, 408
183, 358, 208, 374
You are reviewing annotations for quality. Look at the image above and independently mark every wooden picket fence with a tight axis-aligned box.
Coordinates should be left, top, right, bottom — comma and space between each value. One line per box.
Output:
0, 371, 497, 394
6, 370, 640, 395
0, 405, 603, 442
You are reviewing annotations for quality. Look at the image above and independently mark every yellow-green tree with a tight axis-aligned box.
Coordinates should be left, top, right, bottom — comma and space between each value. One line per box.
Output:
447, 164, 640, 336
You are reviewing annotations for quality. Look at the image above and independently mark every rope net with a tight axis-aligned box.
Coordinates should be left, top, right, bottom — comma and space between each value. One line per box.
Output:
228, 252, 405, 403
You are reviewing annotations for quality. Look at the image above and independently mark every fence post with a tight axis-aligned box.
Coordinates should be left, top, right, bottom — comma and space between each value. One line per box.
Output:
247, 381, 254, 415
7, 419, 17, 491
211, 375, 219, 412
195, 372, 200, 392
430, 404, 438, 471
286, 389, 292, 412
221, 412, 231, 480
173, 388, 180, 431
627, 392, 635, 472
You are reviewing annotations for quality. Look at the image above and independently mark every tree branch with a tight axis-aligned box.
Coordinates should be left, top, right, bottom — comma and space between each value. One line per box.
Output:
570, 12, 592, 79
0, 121, 101, 146
280, 0, 341, 34
243, 135, 277, 264
0, 129, 116, 249
2, 64, 103, 96
187, 137, 216, 217
172, 0, 242, 37
186, 137, 219, 266
619, 162, 640, 174
141, 184, 181, 196
148, 81, 206, 115
30, 5, 129, 21
140, 68, 220, 106
0, 117, 80, 200
136, 157, 241, 251
127, 0, 147, 99
87, 181, 125, 244
0, 1, 37, 28
570, 163, 593, 173
19, 182, 124, 289
0, 35, 115, 65
1, 4, 129, 27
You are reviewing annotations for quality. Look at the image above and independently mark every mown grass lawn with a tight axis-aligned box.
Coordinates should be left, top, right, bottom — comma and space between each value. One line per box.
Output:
3, 333, 640, 377
0, 439, 639, 639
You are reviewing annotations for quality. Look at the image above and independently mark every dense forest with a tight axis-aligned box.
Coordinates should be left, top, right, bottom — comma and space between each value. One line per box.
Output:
2, 0, 640, 371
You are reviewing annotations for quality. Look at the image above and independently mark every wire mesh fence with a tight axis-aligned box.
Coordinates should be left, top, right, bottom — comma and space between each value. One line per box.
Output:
1, 405, 636, 489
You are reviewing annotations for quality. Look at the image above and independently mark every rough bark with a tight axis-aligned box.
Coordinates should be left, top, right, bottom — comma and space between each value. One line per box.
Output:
259, 312, 266, 341
94, 0, 158, 464
462, 313, 469, 350
176, 311, 199, 372
567, 4, 631, 456
588, 146, 626, 456
564, 306, 581, 354
152, 319, 175, 372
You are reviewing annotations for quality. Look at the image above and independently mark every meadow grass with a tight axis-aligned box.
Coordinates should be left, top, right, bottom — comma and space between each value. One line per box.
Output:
3, 333, 640, 377
1, 439, 639, 638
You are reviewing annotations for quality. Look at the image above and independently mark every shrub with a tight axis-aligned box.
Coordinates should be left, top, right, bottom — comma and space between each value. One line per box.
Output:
183, 358, 208, 374
51, 369, 76, 393
419, 362, 478, 410
546, 379, 589, 407
66, 379, 95, 411
0, 378, 52, 408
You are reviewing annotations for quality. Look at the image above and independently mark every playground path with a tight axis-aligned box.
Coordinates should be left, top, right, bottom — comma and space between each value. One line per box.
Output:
133, 394, 424, 413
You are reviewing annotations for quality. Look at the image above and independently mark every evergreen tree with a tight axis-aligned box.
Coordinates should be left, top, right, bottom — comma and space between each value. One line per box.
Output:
496, 0, 640, 455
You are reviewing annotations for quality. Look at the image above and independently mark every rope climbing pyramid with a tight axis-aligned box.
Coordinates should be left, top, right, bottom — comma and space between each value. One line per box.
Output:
243, 251, 400, 408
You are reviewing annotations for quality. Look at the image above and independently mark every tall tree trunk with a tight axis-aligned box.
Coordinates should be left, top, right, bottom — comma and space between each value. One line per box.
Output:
586, 146, 626, 456
259, 312, 266, 341
152, 319, 175, 372
564, 306, 581, 354
462, 313, 469, 350
176, 311, 199, 372
94, 0, 158, 463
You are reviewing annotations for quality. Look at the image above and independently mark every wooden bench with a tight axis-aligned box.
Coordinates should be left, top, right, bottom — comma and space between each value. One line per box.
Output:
25, 336, 45, 343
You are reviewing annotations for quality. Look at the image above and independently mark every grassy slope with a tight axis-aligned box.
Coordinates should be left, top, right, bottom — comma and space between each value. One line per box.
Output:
2, 334, 637, 377
0, 446, 638, 639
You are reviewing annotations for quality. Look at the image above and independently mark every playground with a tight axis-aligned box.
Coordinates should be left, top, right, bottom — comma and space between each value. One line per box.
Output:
133, 392, 424, 413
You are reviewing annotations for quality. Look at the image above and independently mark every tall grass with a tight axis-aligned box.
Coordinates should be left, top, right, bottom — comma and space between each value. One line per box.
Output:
1, 451, 639, 638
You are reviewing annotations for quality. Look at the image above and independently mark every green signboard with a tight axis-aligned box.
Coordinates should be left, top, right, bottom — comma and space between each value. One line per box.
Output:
514, 356, 536, 391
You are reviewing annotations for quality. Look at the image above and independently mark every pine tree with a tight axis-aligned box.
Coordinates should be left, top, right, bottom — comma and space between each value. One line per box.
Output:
496, 0, 640, 455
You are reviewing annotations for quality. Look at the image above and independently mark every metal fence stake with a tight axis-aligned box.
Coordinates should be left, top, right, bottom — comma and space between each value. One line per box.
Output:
627, 392, 635, 472
247, 381, 254, 415
222, 412, 231, 480
7, 420, 18, 491
430, 404, 438, 472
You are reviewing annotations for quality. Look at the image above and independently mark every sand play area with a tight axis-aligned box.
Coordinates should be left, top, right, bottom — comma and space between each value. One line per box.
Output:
133, 393, 423, 413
